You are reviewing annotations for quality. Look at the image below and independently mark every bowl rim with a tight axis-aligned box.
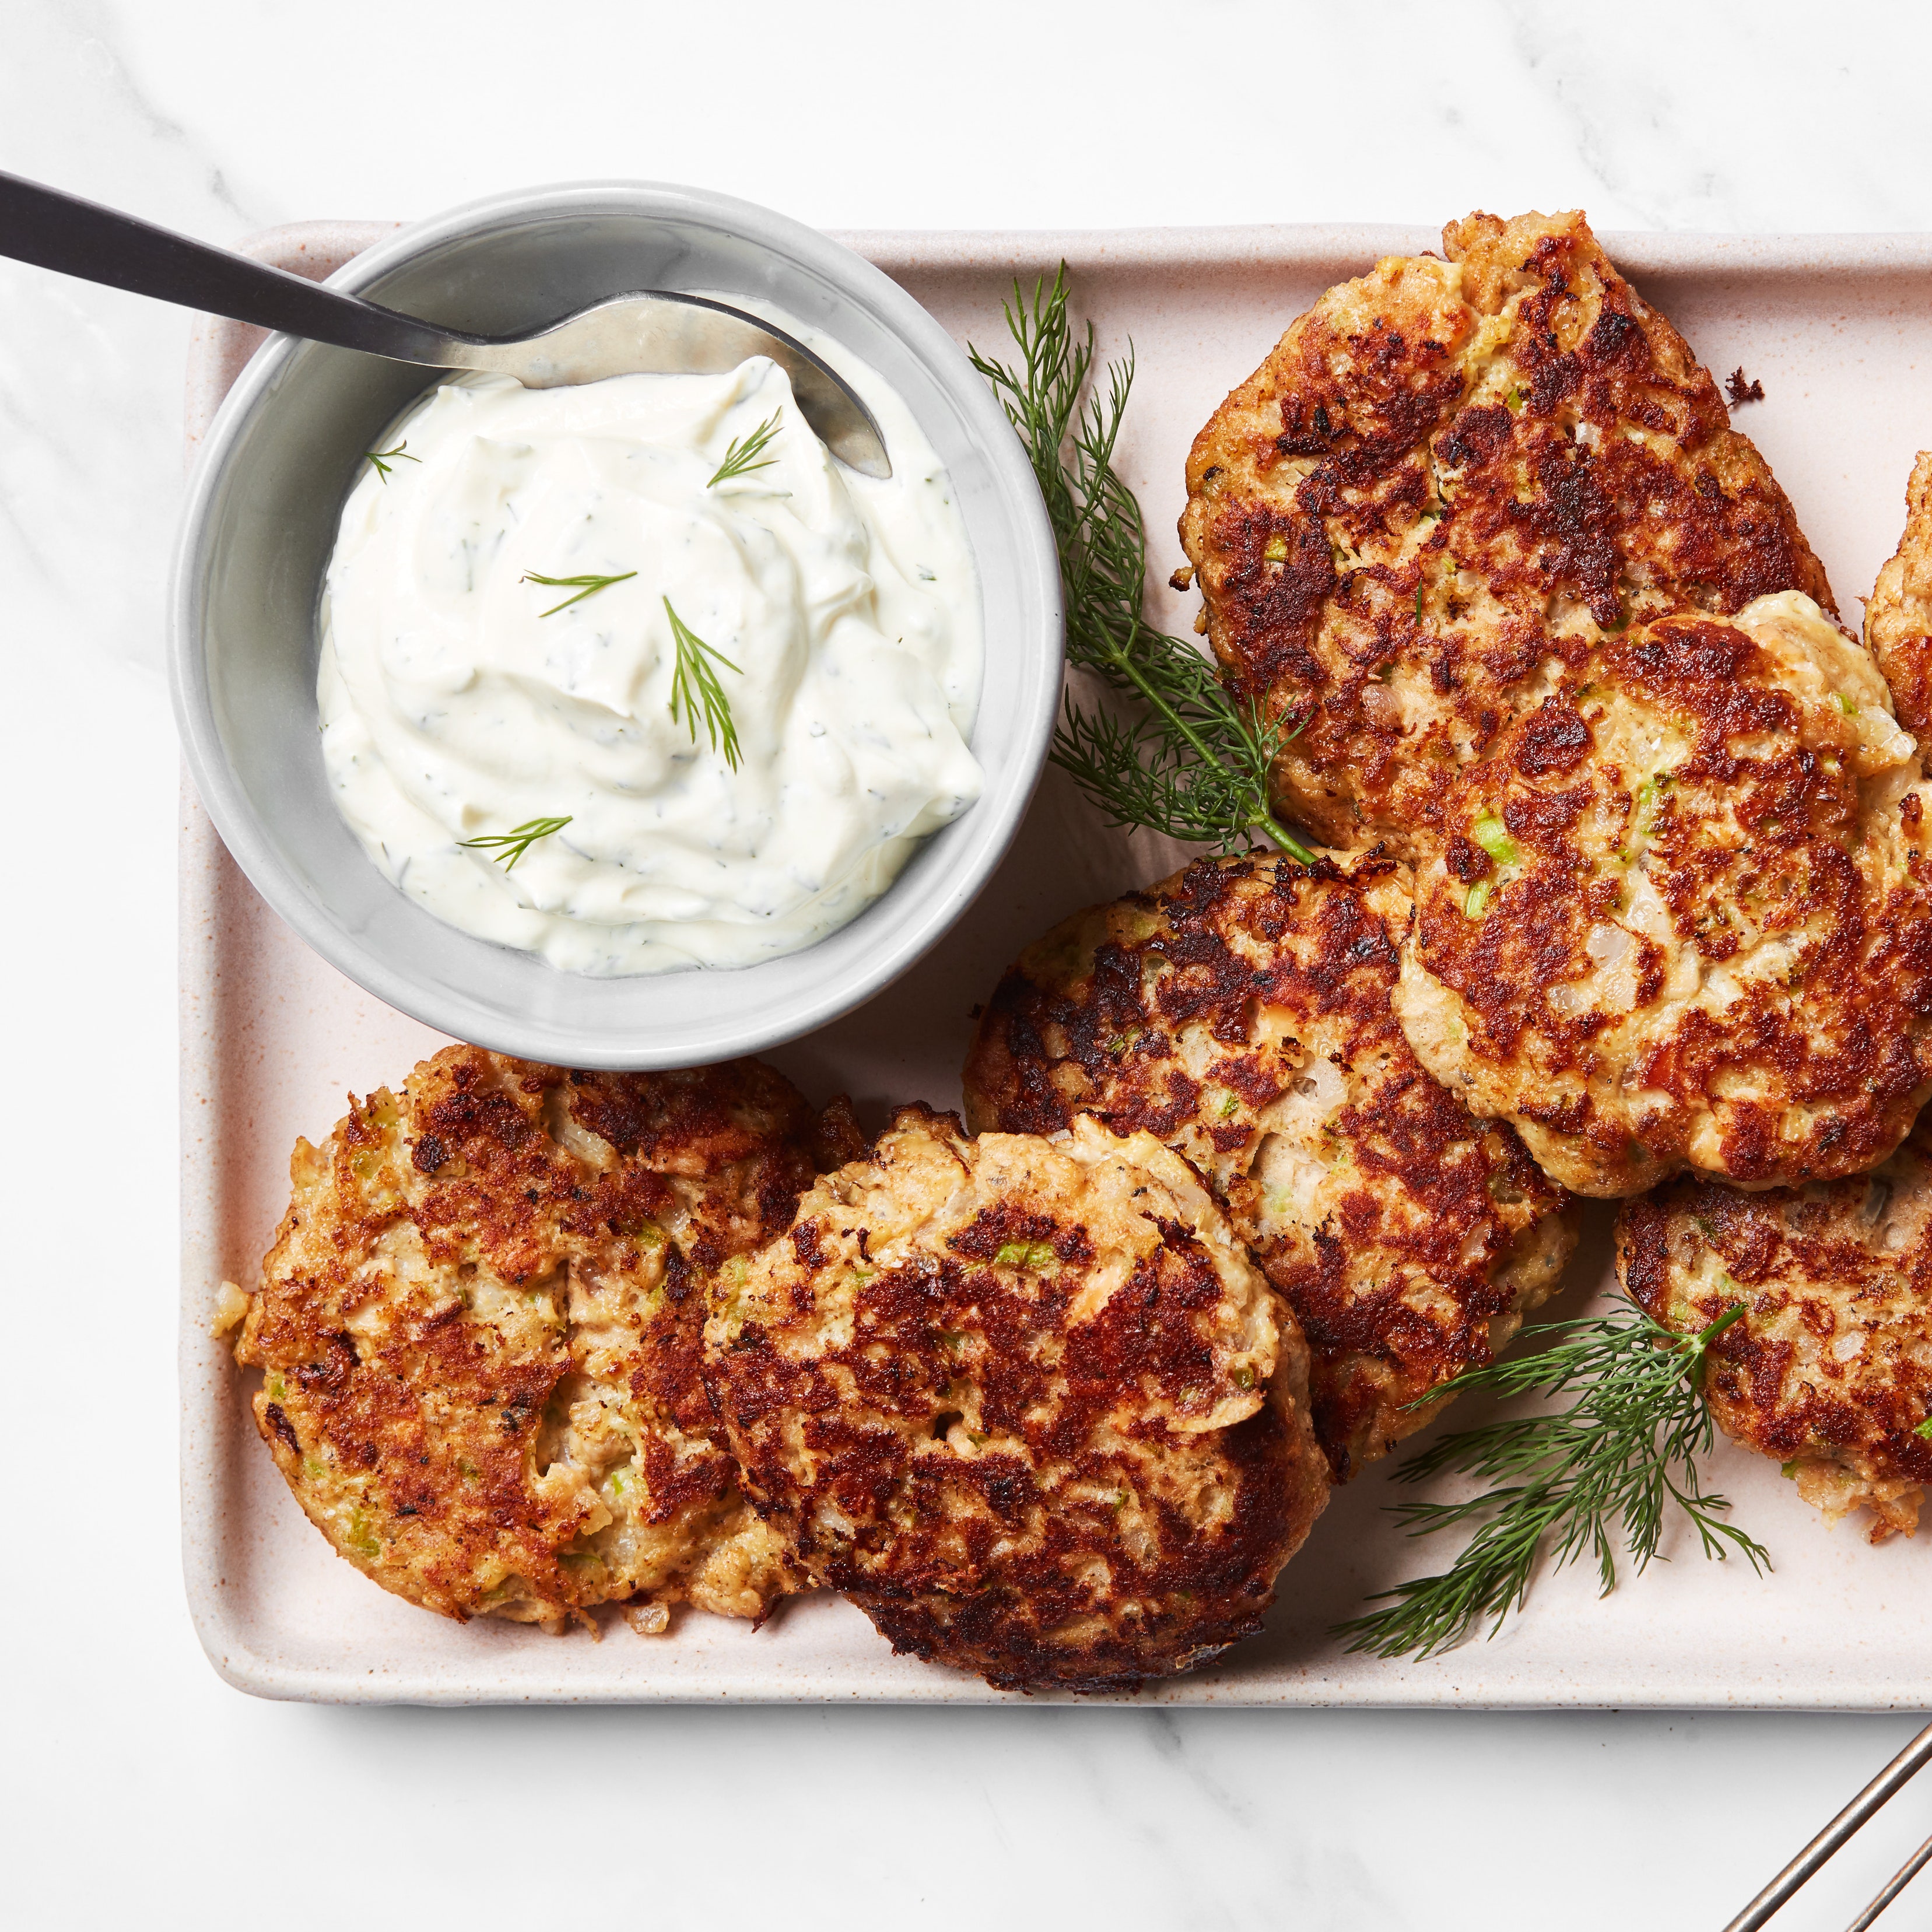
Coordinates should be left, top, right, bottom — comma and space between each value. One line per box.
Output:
169, 178, 1063, 1068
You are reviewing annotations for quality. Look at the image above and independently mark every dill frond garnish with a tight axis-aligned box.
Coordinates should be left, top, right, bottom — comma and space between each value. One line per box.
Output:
521, 570, 638, 618
1335, 1299, 1770, 1660
664, 598, 742, 770
365, 441, 419, 482
707, 411, 783, 489
970, 269, 1313, 860
458, 815, 573, 871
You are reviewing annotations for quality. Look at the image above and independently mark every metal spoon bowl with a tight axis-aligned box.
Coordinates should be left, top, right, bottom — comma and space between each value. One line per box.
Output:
0, 167, 890, 475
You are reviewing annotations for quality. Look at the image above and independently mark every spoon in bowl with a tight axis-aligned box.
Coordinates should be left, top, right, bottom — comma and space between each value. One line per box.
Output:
0, 169, 891, 476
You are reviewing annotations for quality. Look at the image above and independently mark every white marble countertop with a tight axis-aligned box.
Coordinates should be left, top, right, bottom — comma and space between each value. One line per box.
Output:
5, 1, 1931, 1925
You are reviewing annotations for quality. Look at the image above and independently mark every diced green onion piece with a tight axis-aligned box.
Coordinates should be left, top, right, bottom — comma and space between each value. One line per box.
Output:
1629, 773, 1671, 843
1465, 879, 1493, 918
1837, 693, 1858, 716
992, 1240, 1057, 1270
1264, 534, 1289, 562
1472, 812, 1519, 866
1915, 1416, 1932, 1440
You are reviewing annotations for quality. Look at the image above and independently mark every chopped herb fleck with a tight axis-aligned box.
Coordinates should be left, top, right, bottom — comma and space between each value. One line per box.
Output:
365, 441, 419, 482
521, 569, 637, 617
458, 815, 573, 871
707, 410, 783, 488
664, 598, 743, 770
992, 1240, 1057, 1270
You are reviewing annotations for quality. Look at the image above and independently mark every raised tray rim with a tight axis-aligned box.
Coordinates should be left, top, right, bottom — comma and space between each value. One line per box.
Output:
181, 216, 1932, 1708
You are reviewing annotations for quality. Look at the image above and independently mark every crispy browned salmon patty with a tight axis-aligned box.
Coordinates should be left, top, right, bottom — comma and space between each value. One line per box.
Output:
1619, 1124, 1932, 1542
1395, 595, 1932, 1195
702, 1106, 1330, 1692
1866, 449, 1932, 741
232, 1044, 860, 1629
961, 851, 1577, 1478
1180, 208, 1833, 851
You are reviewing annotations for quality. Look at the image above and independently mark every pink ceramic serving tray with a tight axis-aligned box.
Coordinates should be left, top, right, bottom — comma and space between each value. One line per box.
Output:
182, 219, 1932, 1706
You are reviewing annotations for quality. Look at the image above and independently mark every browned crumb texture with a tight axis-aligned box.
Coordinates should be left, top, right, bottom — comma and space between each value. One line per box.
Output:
1618, 1123, 1932, 1542
703, 1105, 1330, 1692
1865, 450, 1932, 742
1394, 598, 1932, 1195
960, 851, 1576, 1478
235, 1044, 860, 1629
1180, 208, 1832, 851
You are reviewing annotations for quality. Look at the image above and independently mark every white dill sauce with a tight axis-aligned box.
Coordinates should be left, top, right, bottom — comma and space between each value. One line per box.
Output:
317, 315, 983, 975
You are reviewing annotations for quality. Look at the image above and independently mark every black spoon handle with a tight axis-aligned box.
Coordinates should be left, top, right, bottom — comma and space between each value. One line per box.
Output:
0, 168, 473, 360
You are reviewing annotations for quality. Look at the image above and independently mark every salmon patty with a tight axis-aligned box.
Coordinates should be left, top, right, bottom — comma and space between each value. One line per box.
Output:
1864, 448, 1932, 741
1619, 1122, 1932, 1542
961, 851, 1577, 1478
1180, 208, 1833, 852
1395, 594, 1932, 1195
702, 1106, 1330, 1692
232, 1044, 859, 1630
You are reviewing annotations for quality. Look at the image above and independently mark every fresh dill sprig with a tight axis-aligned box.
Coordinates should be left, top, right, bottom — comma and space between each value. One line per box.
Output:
1335, 1299, 1770, 1661
707, 411, 783, 489
365, 441, 419, 482
969, 268, 1313, 861
458, 815, 573, 871
664, 598, 742, 770
521, 570, 638, 618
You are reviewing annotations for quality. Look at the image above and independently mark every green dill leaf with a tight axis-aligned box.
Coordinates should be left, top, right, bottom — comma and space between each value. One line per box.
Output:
969, 268, 1315, 862
521, 569, 638, 617
365, 441, 420, 482
458, 815, 573, 871
664, 598, 742, 770
1332, 1299, 1769, 1660
707, 410, 783, 489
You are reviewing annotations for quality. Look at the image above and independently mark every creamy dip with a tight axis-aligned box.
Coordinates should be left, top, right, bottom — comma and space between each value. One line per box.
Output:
317, 327, 983, 975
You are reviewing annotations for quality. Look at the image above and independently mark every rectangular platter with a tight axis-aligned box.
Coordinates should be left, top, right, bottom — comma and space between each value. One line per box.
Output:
182, 219, 1932, 1706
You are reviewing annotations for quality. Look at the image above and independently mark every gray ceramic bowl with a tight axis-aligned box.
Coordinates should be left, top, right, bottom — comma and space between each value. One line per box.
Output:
170, 181, 1061, 1069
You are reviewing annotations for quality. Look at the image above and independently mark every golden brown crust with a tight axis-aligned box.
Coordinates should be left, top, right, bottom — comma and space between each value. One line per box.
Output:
960, 851, 1576, 1478
702, 1107, 1330, 1692
1864, 450, 1932, 741
1180, 209, 1834, 850
1618, 1125, 1932, 1542
235, 1044, 838, 1629
1395, 595, 1932, 1195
